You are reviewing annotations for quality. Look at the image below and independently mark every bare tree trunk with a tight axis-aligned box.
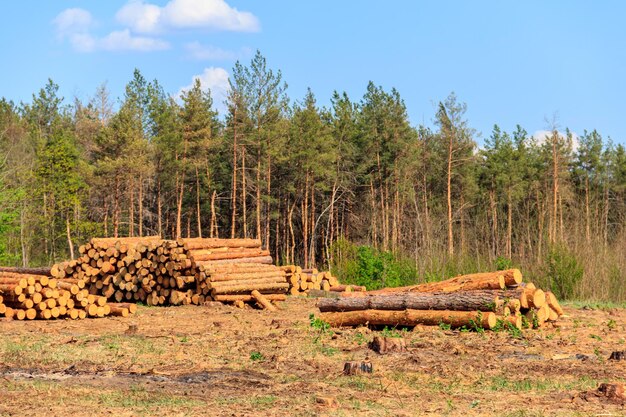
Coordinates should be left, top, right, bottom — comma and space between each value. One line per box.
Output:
256, 141, 262, 241
288, 201, 295, 265
157, 179, 162, 238
536, 187, 543, 261
103, 200, 108, 237
176, 171, 185, 239
242, 147, 247, 238
303, 171, 309, 269
114, 175, 120, 238
210, 190, 218, 238
506, 189, 512, 259
447, 133, 454, 256
489, 189, 498, 257
551, 133, 559, 244
265, 152, 271, 250
20, 203, 27, 267
66, 215, 74, 260
231, 110, 238, 239
370, 178, 378, 248
138, 174, 143, 237
129, 178, 134, 237
310, 181, 316, 266
460, 193, 466, 254
196, 166, 202, 238
585, 175, 590, 243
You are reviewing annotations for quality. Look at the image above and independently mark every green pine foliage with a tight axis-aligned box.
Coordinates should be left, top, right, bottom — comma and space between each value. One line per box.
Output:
0, 51, 625, 302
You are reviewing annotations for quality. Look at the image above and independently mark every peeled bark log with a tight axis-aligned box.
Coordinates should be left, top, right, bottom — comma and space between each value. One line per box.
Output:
180, 238, 261, 250
190, 249, 270, 261
199, 256, 273, 265
209, 271, 285, 282
209, 277, 287, 289
211, 282, 289, 295
251, 290, 277, 311
545, 291, 563, 316
319, 309, 497, 329
318, 291, 501, 313
212, 294, 287, 302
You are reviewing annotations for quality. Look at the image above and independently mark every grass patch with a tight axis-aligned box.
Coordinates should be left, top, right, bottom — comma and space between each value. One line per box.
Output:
563, 300, 626, 310
487, 375, 598, 392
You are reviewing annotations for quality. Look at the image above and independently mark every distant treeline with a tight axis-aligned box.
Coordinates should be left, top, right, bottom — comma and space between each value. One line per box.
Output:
1, 51, 624, 300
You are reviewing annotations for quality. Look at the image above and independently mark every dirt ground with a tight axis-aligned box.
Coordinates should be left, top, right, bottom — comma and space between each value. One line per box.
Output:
0, 298, 624, 417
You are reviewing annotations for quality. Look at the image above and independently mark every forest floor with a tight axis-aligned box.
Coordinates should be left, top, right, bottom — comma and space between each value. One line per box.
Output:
0, 298, 624, 416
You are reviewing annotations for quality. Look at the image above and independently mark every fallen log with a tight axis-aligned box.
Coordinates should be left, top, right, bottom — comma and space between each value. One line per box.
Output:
318, 291, 502, 313
319, 309, 497, 329
251, 290, 277, 311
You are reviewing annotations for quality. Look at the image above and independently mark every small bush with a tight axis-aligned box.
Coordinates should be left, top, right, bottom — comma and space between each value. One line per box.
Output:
330, 240, 417, 290
544, 244, 584, 300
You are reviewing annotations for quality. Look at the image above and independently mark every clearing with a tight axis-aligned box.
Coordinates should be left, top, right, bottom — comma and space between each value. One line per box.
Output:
0, 298, 624, 416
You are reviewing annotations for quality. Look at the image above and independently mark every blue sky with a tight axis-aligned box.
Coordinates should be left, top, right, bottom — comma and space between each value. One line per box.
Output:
1, 1, 625, 144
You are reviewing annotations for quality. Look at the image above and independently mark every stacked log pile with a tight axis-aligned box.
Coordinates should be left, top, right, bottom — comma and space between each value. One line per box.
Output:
317, 269, 564, 330
0, 270, 135, 320
186, 238, 287, 310
51, 236, 205, 306
281, 266, 365, 295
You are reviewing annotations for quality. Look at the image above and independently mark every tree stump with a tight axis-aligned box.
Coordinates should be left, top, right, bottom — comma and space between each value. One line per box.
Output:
369, 336, 407, 354
343, 361, 373, 375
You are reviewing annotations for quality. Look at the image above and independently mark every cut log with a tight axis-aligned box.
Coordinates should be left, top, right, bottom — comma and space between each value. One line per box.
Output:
251, 290, 277, 311
0, 267, 51, 276
209, 277, 287, 289
190, 249, 270, 262
319, 309, 497, 329
545, 291, 564, 316
198, 256, 274, 265
318, 291, 501, 313
212, 294, 287, 302
180, 238, 261, 250
211, 282, 289, 295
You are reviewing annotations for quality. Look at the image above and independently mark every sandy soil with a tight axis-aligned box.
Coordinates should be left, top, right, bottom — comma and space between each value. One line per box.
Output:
0, 297, 624, 416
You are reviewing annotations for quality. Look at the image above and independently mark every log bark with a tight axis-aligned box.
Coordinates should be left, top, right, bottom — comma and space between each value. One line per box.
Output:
190, 249, 269, 261
209, 277, 287, 289
319, 309, 497, 329
180, 238, 261, 250
0, 266, 51, 276
209, 271, 285, 282
211, 282, 289, 295
318, 291, 501, 313
212, 294, 286, 302
199, 256, 273, 265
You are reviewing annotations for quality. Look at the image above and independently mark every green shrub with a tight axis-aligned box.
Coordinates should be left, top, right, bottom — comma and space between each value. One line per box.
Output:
544, 244, 584, 300
330, 240, 417, 290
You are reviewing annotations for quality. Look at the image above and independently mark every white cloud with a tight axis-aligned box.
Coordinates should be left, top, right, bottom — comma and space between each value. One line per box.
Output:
184, 42, 250, 61
116, 0, 260, 33
179, 67, 230, 114
53, 8, 169, 53
100, 29, 170, 52
116, 1, 162, 33
53, 8, 93, 37
53, 8, 96, 52
532, 130, 580, 151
